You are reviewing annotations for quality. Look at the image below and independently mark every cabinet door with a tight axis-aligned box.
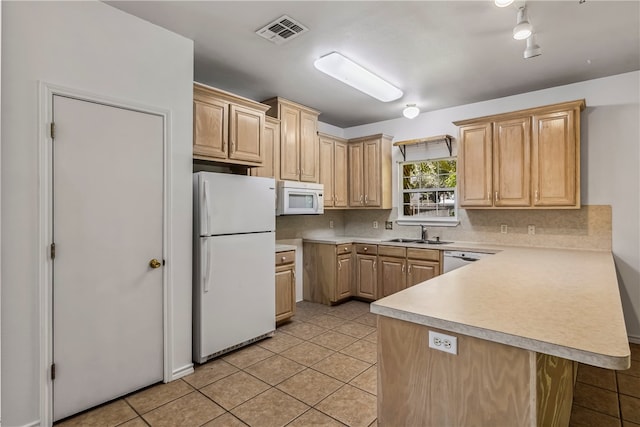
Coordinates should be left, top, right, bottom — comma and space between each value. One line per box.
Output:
228, 104, 263, 164
280, 105, 300, 181
193, 98, 228, 160
379, 256, 406, 298
356, 254, 377, 300
251, 119, 279, 178
275, 264, 295, 322
532, 110, 577, 207
493, 117, 531, 207
363, 138, 381, 207
336, 253, 353, 302
459, 123, 493, 207
300, 110, 319, 182
349, 142, 364, 207
334, 140, 349, 208
319, 136, 335, 207
407, 260, 439, 287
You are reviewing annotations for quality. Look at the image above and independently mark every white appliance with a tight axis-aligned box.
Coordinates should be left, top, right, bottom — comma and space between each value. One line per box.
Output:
193, 172, 276, 363
276, 180, 324, 215
443, 250, 493, 273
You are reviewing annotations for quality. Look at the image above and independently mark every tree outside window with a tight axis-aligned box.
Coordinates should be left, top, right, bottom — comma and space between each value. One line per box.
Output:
400, 159, 457, 221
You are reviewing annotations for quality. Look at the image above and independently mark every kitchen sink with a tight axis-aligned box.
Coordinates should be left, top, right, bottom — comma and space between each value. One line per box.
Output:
385, 238, 452, 245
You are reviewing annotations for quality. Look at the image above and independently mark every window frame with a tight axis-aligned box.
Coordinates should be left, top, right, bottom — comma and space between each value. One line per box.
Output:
396, 157, 459, 226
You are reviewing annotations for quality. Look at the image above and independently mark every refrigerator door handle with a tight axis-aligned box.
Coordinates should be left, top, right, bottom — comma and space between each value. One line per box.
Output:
202, 239, 211, 293
202, 178, 210, 236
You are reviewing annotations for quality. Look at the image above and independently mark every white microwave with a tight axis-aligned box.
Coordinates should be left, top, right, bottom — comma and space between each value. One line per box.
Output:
276, 181, 324, 215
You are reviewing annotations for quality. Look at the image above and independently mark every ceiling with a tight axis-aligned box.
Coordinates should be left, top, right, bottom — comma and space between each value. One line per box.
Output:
106, 1, 640, 128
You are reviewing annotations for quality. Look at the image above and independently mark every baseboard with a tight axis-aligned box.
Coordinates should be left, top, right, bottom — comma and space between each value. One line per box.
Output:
16, 420, 40, 427
628, 334, 640, 344
172, 363, 194, 380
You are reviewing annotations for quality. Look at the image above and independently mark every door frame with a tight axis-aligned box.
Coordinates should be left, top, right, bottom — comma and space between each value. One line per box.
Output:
38, 82, 173, 426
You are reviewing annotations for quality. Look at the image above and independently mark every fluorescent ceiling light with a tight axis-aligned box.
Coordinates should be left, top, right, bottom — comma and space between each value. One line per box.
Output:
494, 0, 514, 7
403, 104, 420, 119
513, 7, 533, 40
314, 52, 403, 102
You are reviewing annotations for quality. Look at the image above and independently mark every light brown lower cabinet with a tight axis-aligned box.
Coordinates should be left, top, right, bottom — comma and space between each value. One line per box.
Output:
406, 248, 441, 287
378, 317, 574, 427
305, 242, 442, 305
303, 242, 353, 305
355, 244, 378, 300
275, 250, 295, 323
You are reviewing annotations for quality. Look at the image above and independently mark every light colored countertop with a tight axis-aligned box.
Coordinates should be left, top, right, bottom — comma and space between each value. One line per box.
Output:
371, 245, 630, 370
303, 236, 502, 253
275, 243, 296, 252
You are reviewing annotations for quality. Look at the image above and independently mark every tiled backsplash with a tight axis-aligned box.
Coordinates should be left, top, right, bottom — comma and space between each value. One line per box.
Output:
276, 205, 612, 251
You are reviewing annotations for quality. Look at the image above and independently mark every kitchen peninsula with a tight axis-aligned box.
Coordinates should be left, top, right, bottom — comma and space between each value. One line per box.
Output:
371, 245, 629, 427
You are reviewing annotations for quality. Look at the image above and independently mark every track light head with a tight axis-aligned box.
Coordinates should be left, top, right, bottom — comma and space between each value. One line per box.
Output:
524, 34, 542, 59
513, 7, 533, 40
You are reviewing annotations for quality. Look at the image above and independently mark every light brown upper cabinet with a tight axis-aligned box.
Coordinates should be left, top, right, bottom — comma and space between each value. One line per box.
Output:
454, 99, 584, 209
193, 83, 269, 167
250, 117, 280, 179
262, 97, 320, 182
319, 133, 348, 209
348, 134, 393, 209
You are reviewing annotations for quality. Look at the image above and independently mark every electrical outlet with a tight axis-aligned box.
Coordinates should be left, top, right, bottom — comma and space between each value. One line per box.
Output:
329, 220, 334, 229
500, 224, 508, 234
429, 331, 457, 355
373, 221, 379, 229
385, 221, 393, 230
528, 225, 536, 235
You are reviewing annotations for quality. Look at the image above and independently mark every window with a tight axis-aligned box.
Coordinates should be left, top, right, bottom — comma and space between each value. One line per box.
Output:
398, 158, 457, 224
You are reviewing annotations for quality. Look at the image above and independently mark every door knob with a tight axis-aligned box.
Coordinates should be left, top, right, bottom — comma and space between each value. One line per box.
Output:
149, 258, 162, 269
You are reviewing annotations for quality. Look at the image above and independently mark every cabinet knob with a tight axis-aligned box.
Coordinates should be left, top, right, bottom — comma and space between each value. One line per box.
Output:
364, 247, 368, 251
281, 256, 286, 262
344, 247, 348, 252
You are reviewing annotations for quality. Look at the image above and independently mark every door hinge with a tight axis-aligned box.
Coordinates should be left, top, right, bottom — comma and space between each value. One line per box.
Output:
50, 242, 56, 260
51, 363, 56, 380
50, 122, 55, 140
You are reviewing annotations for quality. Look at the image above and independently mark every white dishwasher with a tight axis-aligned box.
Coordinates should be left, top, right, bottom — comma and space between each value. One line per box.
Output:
443, 250, 493, 273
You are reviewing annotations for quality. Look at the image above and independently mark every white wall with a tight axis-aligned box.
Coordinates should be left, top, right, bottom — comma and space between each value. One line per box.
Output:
1, 2, 193, 426
344, 71, 640, 340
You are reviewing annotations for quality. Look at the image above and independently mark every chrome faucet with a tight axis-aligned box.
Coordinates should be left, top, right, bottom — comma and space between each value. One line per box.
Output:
420, 225, 428, 241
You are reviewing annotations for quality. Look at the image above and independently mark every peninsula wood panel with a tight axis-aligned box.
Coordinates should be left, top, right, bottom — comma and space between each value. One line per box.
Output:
493, 117, 531, 207
536, 354, 574, 427
459, 123, 493, 207
378, 317, 534, 427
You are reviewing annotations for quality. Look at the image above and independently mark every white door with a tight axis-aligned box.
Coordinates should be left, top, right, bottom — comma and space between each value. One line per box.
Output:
52, 95, 164, 421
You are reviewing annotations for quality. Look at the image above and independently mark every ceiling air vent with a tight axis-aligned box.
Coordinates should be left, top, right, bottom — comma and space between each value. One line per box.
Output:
256, 15, 308, 45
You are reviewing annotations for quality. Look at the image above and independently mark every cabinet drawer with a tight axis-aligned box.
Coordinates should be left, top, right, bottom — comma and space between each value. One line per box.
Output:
356, 244, 378, 255
336, 243, 353, 254
378, 245, 406, 258
275, 250, 295, 266
406, 248, 440, 262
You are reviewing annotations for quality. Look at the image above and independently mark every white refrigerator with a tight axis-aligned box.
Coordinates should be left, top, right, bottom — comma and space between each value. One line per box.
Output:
193, 172, 276, 363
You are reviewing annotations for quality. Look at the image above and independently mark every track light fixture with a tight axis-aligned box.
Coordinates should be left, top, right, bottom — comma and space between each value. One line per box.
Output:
524, 34, 542, 59
513, 7, 533, 40
402, 104, 420, 119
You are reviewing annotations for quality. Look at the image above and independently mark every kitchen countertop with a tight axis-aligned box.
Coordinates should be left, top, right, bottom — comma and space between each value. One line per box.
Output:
302, 236, 502, 253
371, 245, 630, 370
275, 243, 296, 252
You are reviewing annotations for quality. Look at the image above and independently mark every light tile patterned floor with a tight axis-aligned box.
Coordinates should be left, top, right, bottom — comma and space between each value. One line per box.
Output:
54, 300, 640, 427
55, 300, 378, 427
